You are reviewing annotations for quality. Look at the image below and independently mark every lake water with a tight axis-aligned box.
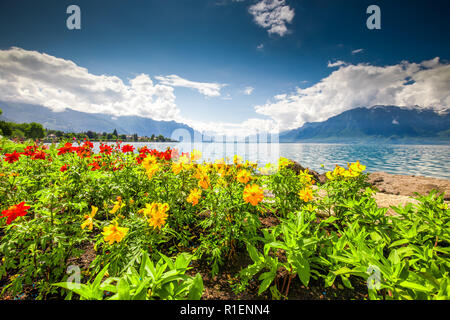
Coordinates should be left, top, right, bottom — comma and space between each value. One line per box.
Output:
50, 142, 450, 180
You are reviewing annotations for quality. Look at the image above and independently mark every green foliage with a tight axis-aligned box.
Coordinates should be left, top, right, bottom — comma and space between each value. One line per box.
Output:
53, 252, 203, 300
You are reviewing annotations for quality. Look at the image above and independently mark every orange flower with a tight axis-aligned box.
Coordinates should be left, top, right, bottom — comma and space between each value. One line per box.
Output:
299, 188, 314, 202
243, 184, 264, 206
102, 221, 129, 244
187, 188, 202, 206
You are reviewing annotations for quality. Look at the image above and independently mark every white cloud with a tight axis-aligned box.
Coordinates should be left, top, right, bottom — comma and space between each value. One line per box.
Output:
327, 60, 347, 68
257, 43, 264, 50
392, 119, 399, 125
184, 117, 279, 137
352, 48, 364, 55
0, 47, 180, 121
154, 74, 225, 97
243, 86, 254, 95
248, 0, 295, 36
255, 58, 450, 130
155, 74, 226, 97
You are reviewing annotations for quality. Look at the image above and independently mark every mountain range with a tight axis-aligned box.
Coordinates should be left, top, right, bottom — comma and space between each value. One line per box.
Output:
279, 105, 450, 144
1, 102, 449, 144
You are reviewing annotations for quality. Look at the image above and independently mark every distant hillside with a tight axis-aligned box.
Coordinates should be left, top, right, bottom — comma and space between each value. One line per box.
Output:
0, 101, 198, 139
280, 106, 450, 144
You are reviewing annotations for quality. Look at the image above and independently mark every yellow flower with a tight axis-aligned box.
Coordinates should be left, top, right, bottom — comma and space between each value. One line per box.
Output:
187, 188, 202, 206
326, 171, 335, 180
278, 157, 293, 169
236, 169, 251, 184
191, 149, 202, 162
102, 221, 129, 244
233, 155, 243, 165
299, 188, 314, 202
298, 169, 314, 185
140, 202, 169, 229
142, 155, 158, 171
146, 163, 160, 179
243, 184, 264, 206
333, 166, 346, 176
194, 166, 210, 189
349, 161, 366, 173
81, 205, 98, 231
172, 162, 184, 175
110, 197, 125, 214
342, 169, 359, 178
214, 158, 226, 171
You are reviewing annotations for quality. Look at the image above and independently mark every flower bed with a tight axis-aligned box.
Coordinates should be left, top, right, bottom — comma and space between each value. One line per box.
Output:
0, 138, 449, 300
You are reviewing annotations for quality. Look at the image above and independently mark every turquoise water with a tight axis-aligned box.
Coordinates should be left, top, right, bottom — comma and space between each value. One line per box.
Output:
53, 142, 450, 179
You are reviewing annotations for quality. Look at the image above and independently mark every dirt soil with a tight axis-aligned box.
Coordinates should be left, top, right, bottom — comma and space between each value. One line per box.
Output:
368, 172, 450, 200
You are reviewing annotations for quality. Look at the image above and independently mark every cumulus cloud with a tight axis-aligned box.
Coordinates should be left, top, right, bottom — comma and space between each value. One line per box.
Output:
255, 58, 450, 130
0, 47, 180, 121
154, 74, 225, 97
248, 0, 295, 36
327, 60, 347, 68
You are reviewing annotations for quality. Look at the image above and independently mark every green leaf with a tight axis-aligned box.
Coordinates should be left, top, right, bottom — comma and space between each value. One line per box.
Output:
258, 273, 275, 295
389, 239, 409, 248
187, 274, 204, 300
293, 255, 310, 287
117, 278, 131, 300
399, 281, 432, 292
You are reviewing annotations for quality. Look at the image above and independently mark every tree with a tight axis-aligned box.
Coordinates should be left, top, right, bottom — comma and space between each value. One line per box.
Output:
113, 129, 118, 137
86, 130, 97, 139
0, 121, 12, 136
24, 122, 45, 139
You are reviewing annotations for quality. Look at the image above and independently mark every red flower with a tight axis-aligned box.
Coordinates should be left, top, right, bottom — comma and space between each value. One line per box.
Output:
0, 202, 31, 225
88, 161, 101, 171
31, 150, 47, 160
74, 146, 91, 158
60, 164, 69, 172
83, 141, 94, 149
4, 151, 21, 163
22, 145, 38, 156
100, 144, 113, 155
121, 144, 135, 153
57, 143, 75, 155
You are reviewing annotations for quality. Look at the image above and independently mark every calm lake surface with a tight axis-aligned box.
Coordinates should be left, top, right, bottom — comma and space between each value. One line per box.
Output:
49, 142, 450, 179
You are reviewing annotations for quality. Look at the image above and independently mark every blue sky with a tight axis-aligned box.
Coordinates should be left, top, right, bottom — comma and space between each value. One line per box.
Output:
0, 0, 449, 134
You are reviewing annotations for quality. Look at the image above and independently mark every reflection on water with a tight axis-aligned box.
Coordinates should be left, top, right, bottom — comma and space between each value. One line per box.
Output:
48, 142, 450, 179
